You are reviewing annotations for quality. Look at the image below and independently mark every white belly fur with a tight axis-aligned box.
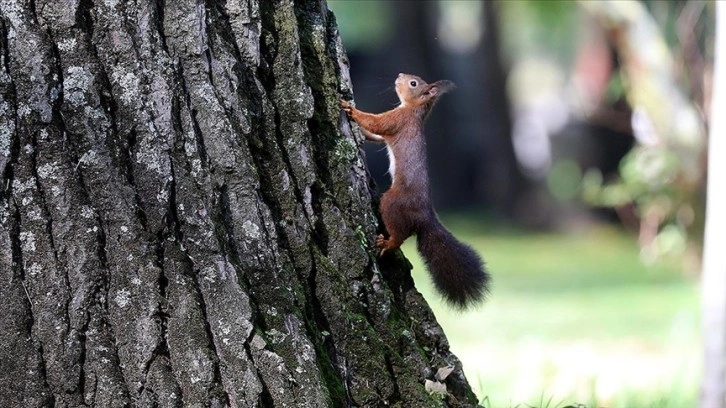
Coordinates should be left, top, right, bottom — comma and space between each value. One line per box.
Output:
386, 144, 396, 184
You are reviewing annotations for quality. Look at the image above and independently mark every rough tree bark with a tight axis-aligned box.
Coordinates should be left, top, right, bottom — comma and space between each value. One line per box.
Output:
0, 1, 479, 407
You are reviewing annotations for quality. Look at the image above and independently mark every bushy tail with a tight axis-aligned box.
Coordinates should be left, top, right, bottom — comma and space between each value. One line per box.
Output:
416, 220, 490, 309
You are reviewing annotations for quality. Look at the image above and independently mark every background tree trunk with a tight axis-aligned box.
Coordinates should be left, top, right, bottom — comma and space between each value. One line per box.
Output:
472, 0, 529, 219
0, 1, 478, 407
701, 3, 726, 408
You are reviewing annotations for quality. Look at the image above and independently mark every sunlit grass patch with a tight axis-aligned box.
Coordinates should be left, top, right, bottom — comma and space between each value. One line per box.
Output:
402, 218, 699, 407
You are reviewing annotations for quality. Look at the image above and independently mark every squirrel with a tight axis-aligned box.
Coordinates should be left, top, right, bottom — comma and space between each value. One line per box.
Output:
341, 73, 490, 309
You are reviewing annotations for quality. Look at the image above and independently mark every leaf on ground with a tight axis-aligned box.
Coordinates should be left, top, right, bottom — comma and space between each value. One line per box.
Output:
424, 379, 447, 395
435, 365, 455, 381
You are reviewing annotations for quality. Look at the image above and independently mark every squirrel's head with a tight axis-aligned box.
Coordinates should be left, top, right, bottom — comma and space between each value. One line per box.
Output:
394, 73, 455, 109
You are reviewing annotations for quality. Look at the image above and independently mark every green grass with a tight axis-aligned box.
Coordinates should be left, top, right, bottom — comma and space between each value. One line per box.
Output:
402, 217, 700, 408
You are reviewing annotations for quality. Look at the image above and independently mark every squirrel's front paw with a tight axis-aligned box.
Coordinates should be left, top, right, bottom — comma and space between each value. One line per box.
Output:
340, 99, 353, 114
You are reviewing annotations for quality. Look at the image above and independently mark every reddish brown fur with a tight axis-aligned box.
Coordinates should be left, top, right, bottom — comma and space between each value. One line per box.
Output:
342, 73, 490, 309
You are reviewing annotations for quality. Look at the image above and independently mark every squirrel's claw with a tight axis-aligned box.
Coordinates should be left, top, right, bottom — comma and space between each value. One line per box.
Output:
340, 99, 353, 114
375, 234, 388, 256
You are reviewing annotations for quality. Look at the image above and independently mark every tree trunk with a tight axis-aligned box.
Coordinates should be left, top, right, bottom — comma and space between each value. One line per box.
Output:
0, 1, 479, 407
701, 3, 726, 408
473, 0, 529, 219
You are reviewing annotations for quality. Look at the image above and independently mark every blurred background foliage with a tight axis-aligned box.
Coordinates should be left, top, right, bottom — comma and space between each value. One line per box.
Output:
329, 0, 715, 406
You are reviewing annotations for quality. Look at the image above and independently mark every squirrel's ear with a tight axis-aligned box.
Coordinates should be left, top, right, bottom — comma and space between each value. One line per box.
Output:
423, 80, 454, 99
432, 80, 455, 95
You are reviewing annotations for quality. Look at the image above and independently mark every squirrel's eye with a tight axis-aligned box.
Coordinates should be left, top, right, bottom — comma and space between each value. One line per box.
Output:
409, 80, 418, 87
